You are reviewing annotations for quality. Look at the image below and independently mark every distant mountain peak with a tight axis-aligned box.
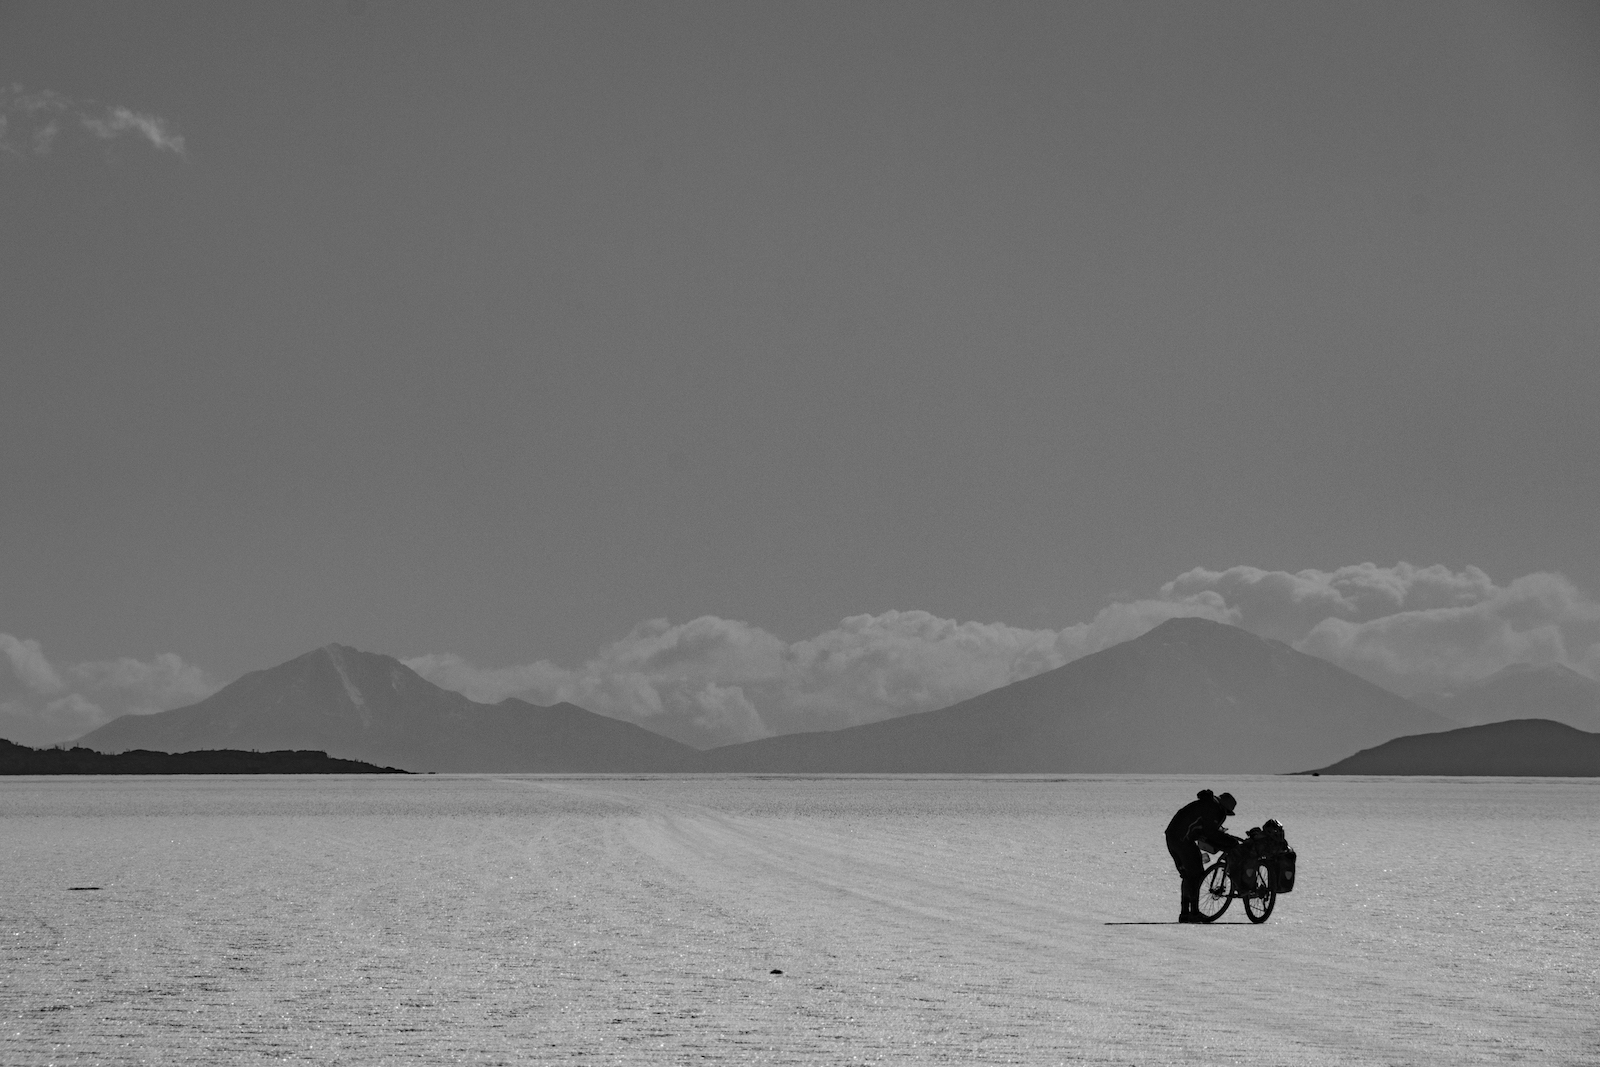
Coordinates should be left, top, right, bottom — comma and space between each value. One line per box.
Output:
703, 613, 1446, 773
1137, 616, 1268, 646
1130, 616, 1302, 664
71, 641, 700, 772
1142, 616, 1231, 636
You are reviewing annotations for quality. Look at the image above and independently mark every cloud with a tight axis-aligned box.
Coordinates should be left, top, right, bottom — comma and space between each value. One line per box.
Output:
65, 653, 216, 715
1, 85, 186, 159
405, 596, 1234, 749
1159, 562, 1500, 640
0, 634, 66, 695
1158, 564, 1600, 695
407, 562, 1598, 749
8, 561, 1595, 752
80, 106, 186, 155
0, 635, 217, 747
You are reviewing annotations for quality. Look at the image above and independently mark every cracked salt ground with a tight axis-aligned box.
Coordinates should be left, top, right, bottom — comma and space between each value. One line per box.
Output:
2, 775, 1596, 1065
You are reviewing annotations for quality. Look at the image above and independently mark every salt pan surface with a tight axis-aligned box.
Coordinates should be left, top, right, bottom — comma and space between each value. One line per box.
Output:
2, 775, 1595, 1065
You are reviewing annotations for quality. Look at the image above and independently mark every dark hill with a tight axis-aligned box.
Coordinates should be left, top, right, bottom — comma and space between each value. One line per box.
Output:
1302, 719, 1600, 776
701, 617, 1450, 773
73, 644, 700, 773
1413, 663, 1600, 732
0, 738, 405, 775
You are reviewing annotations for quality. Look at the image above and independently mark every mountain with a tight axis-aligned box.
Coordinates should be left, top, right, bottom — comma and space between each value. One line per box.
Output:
73, 644, 701, 773
1412, 663, 1600, 732
700, 617, 1451, 773
1303, 719, 1600, 776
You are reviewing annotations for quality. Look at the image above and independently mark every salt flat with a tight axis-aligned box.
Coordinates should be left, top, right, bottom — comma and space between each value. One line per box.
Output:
2, 775, 1595, 1065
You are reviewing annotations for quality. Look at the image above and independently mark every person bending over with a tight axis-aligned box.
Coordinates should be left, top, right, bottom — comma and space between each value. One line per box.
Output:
1165, 789, 1240, 923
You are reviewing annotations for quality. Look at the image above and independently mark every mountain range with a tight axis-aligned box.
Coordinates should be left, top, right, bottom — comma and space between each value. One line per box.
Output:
67, 619, 1456, 774
699, 617, 1449, 773
74, 644, 701, 773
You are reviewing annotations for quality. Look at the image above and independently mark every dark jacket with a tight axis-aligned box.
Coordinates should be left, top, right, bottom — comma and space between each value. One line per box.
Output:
1166, 794, 1239, 854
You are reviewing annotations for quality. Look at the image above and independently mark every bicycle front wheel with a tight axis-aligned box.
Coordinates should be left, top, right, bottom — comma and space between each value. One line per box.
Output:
1243, 862, 1276, 923
1196, 859, 1231, 922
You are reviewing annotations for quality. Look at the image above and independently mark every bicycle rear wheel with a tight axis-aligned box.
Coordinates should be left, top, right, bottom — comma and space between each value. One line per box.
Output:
1243, 861, 1276, 923
1196, 859, 1231, 922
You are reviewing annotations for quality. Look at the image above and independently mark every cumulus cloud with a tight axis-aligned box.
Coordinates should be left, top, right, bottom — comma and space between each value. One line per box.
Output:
407, 562, 1598, 749
8, 562, 1594, 752
1159, 563, 1600, 695
1159, 563, 1500, 641
405, 596, 1234, 749
1, 85, 186, 159
0, 634, 66, 695
65, 653, 216, 714
0, 635, 216, 747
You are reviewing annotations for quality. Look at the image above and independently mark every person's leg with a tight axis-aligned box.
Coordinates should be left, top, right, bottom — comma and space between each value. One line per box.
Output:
1179, 857, 1202, 918
1167, 836, 1200, 920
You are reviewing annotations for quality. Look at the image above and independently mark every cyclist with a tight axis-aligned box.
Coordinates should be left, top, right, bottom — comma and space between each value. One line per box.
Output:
1165, 789, 1241, 923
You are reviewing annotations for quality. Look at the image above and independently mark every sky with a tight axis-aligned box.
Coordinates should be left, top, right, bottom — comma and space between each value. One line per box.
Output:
3, 1, 1598, 747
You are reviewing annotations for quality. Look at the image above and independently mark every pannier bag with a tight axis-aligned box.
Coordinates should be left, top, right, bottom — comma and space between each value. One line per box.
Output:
1272, 847, 1297, 893
1246, 818, 1296, 894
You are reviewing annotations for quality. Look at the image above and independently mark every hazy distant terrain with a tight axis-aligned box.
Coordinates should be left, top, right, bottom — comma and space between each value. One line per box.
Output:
74, 645, 700, 773
702, 618, 1450, 774
1304, 719, 1600, 776
1414, 664, 1600, 732
3, 775, 1593, 1065
65, 621, 1467, 774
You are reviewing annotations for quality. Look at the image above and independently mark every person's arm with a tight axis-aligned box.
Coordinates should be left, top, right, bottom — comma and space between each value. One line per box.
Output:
1198, 826, 1242, 853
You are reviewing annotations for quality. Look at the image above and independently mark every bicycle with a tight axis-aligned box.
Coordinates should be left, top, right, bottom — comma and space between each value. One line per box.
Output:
1195, 848, 1277, 924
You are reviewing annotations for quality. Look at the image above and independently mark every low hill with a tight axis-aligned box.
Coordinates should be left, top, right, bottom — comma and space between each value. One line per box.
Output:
73, 644, 700, 773
701, 617, 1450, 773
1302, 718, 1600, 776
1413, 664, 1600, 732
0, 738, 405, 775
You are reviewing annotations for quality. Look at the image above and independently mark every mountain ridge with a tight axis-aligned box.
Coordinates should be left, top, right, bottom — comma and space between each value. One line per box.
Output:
74, 644, 701, 773
1303, 718, 1600, 776
699, 617, 1452, 773
66, 620, 1479, 773
1412, 662, 1600, 732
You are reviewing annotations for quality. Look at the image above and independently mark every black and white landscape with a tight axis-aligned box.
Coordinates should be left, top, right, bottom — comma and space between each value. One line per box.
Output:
5, 3, 1599, 1064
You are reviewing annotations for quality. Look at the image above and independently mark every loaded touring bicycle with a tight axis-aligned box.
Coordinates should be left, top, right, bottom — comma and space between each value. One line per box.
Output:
1197, 819, 1297, 923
